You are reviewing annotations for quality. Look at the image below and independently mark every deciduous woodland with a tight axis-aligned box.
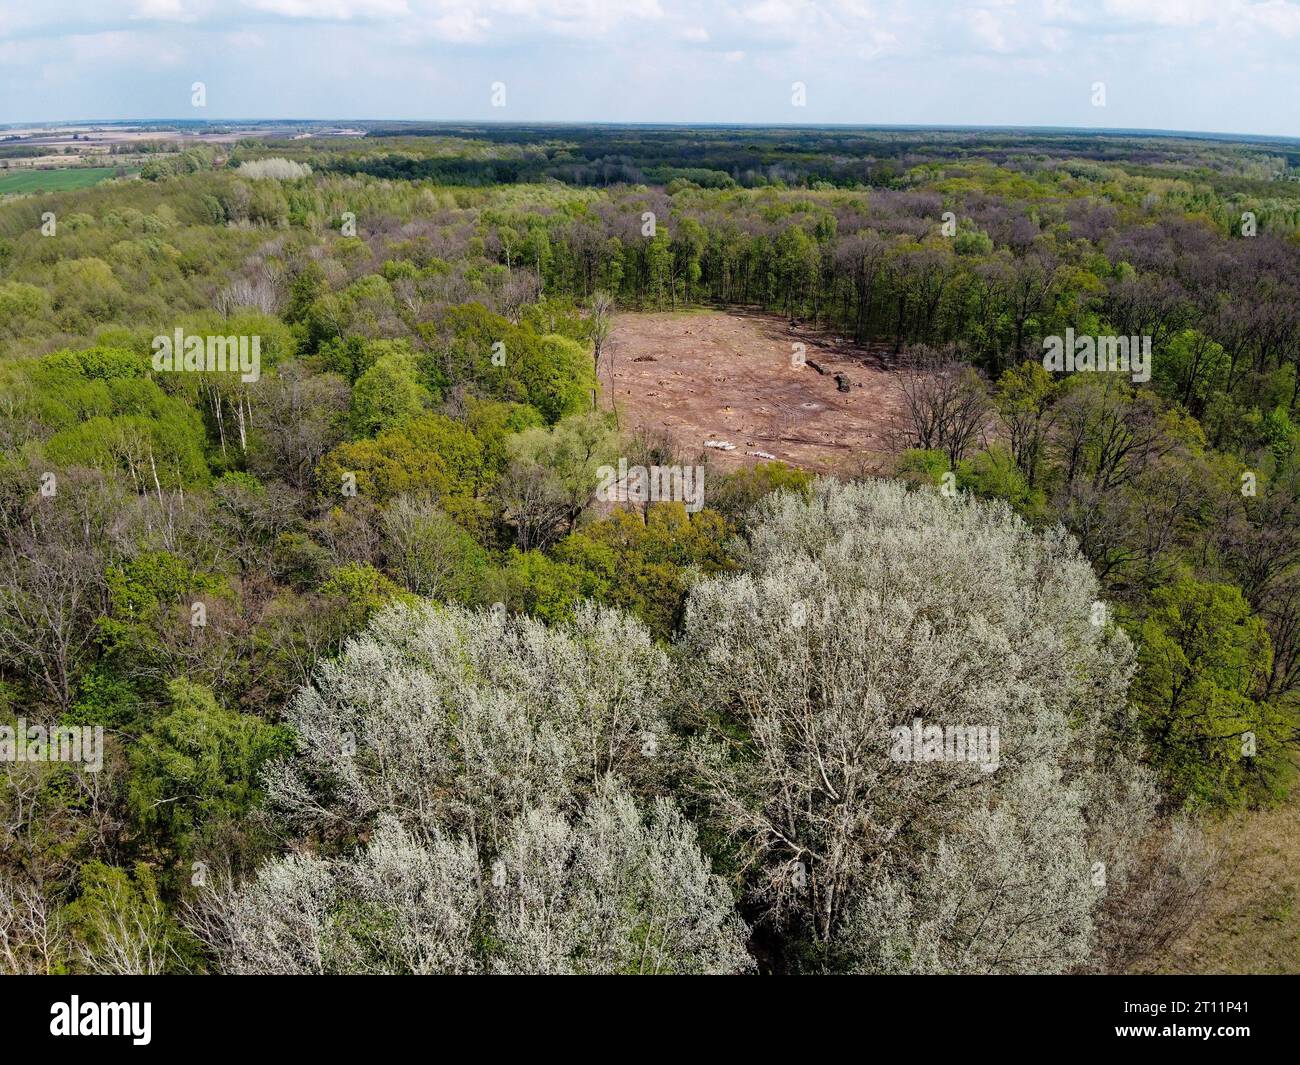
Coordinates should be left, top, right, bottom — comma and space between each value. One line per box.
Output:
0, 125, 1296, 973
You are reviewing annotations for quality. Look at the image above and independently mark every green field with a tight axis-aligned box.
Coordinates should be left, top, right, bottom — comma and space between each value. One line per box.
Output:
0, 166, 131, 195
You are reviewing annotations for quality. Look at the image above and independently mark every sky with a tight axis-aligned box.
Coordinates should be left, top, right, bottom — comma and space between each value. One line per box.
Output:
1, 0, 1298, 136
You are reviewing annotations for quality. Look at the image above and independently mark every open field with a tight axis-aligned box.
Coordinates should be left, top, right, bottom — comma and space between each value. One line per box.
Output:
0, 123, 300, 148
601, 310, 904, 474
0, 167, 130, 194
1153, 796, 1300, 975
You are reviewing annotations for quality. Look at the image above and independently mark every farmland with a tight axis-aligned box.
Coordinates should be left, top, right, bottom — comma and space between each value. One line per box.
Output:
0, 165, 132, 195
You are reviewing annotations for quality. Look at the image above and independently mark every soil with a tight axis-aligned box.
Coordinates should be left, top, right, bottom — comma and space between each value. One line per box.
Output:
600, 309, 905, 475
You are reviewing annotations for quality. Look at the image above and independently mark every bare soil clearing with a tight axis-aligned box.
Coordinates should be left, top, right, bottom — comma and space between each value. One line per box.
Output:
601, 310, 904, 475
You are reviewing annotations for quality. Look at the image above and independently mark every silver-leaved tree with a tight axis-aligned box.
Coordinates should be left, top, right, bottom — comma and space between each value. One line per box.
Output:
675, 477, 1209, 974
197, 602, 752, 974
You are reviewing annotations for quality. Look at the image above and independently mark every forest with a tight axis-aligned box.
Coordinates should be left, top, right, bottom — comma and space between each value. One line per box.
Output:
0, 124, 1297, 974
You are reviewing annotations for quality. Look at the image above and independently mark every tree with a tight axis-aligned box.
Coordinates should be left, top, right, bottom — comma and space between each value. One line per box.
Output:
62, 862, 191, 975
491, 548, 587, 624
894, 350, 990, 465
200, 789, 751, 975
316, 562, 414, 638
248, 363, 348, 492
0, 466, 120, 713
553, 503, 735, 640
317, 413, 486, 511
1052, 374, 1184, 494
516, 333, 596, 423
994, 360, 1058, 487
1130, 577, 1289, 808
588, 290, 615, 414
127, 679, 291, 860
197, 600, 750, 973
496, 412, 617, 549
1001, 249, 1061, 371
677, 477, 1176, 973
264, 600, 672, 837
0, 873, 60, 974
380, 494, 487, 601
1155, 329, 1227, 417
348, 351, 428, 437
705, 462, 813, 529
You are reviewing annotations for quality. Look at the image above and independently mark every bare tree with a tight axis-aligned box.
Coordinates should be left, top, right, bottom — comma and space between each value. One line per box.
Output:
893, 348, 990, 464
74, 884, 178, 976
589, 290, 615, 418
381, 495, 477, 598
247, 364, 350, 491
0, 468, 120, 713
214, 271, 282, 316
0, 875, 60, 975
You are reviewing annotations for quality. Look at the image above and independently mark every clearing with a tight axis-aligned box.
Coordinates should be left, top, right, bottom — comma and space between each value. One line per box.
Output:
1150, 795, 1300, 974
600, 309, 903, 475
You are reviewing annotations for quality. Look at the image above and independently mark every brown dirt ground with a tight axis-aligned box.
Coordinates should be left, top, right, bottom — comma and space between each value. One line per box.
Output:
600, 309, 905, 475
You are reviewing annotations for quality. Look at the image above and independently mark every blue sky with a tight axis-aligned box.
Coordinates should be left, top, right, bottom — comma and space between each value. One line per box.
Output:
1, 0, 1298, 136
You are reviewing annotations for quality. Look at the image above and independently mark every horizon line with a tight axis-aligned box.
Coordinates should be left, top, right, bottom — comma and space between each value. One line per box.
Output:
2, 118, 1298, 145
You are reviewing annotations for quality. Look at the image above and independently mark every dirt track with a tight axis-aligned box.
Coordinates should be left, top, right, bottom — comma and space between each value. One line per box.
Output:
600, 310, 904, 475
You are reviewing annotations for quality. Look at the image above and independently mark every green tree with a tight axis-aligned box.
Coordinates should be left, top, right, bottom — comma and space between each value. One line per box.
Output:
490, 549, 587, 624
318, 562, 415, 635
349, 351, 428, 436
318, 413, 486, 512
994, 360, 1058, 488
1130, 577, 1289, 808
127, 679, 292, 860
554, 504, 735, 639
62, 862, 194, 974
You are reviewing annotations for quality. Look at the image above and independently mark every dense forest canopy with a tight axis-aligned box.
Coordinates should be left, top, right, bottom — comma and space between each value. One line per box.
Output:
0, 124, 1297, 974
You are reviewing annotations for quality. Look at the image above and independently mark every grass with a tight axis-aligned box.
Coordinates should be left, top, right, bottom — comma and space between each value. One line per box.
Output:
0, 166, 132, 195
1155, 795, 1300, 974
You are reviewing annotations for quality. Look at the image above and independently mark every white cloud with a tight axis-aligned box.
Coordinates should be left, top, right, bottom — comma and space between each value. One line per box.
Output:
967, 7, 1011, 51
1243, 0, 1300, 36
1101, 0, 1220, 27
1096, 0, 1300, 35
131, 0, 209, 19
242, 0, 411, 18
0, 0, 1297, 131
743, 0, 802, 26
